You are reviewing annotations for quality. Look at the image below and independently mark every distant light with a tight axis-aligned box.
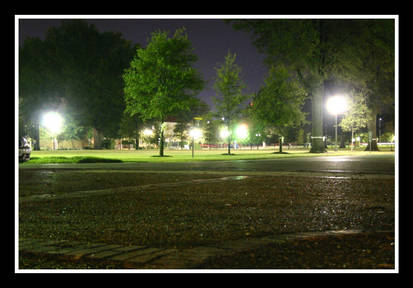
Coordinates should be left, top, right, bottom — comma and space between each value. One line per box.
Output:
220, 127, 230, 139
236, 124, 248, 139
326, 95, 348, 115
42, 111, 63, 134
143, 128, 154, 136
189, 127, 202, 139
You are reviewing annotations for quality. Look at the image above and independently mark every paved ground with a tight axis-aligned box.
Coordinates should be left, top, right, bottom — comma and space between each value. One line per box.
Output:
20, 229, 393, 269
17, 154, 396, 271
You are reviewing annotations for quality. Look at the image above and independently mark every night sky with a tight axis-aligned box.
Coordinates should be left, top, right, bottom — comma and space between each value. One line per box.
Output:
18, 17, 268, 111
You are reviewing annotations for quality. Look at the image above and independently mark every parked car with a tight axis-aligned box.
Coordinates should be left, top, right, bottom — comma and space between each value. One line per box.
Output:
19, 137, 31, 162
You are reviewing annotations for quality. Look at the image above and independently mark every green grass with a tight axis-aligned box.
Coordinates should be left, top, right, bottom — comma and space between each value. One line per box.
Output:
21, 148, 395, 164
27, 156, 123, 164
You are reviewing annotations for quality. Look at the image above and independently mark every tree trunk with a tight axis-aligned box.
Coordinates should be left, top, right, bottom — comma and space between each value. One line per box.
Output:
279, 137, 283, 153
311, 21, 327, 153
33, 121, 40, 151
310, 84, 326, 153
93, 128, 102, 149
159, 122, 165, 156
365, 109, 379, 151
227, 135, 231, 155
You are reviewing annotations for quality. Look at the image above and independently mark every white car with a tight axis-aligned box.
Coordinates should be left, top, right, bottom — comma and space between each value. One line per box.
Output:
19, 137, 31, 162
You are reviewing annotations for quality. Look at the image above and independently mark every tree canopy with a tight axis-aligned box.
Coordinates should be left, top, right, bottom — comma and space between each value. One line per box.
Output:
251, 64, 307, 152
19, 20, 136, 148
123, 27, 204, 156
228, 19, 394, 152
212, 51, 248, 154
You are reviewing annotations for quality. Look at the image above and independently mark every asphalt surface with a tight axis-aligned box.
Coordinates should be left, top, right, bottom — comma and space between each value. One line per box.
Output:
20, 154, 396, 175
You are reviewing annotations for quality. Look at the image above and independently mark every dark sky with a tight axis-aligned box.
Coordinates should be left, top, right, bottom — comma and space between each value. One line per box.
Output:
18, 17, 268, 111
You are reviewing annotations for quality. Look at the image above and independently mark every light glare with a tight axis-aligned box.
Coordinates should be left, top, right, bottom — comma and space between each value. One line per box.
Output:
220, 127, 230, 139
143, 129, 154, 136
42, 111, 63, 134
326, 95, 348, 115
189, 127, 202, 139
236, 124, 248, 139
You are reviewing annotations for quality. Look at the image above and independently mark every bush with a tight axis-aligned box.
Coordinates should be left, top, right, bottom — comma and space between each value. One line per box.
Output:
101, 139, 115, 150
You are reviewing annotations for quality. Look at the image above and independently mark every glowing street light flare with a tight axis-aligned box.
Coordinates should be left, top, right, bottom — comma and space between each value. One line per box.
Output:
236, 124, 248, 140
326, 95, 348, 115
219, 127, 230, 139
326, 95, 348, 151
189, 127, 203, 139
42, 111, 64, 135
143, 128, 154, 136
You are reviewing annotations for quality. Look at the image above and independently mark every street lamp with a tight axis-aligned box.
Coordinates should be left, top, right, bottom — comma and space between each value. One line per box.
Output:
42, 111, 64, 150
189, 127, 202, 158
326, 95, 348, 151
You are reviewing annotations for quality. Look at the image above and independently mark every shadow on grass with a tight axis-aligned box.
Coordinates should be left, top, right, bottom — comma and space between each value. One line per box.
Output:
25, 156, 123, 164
150, 155, 172, 158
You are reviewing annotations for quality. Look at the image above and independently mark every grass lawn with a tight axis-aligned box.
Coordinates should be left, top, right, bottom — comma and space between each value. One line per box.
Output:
22, 147, 395, 164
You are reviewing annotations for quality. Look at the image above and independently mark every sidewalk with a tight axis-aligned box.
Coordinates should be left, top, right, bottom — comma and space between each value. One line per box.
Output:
18, 229, 393, 270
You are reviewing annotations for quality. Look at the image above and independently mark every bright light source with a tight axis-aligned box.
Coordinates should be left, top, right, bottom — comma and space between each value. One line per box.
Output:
143, 129, 154, 136
236, 124, 248, 139
326, 95, 348, 115
220, 127, 230, 139
42, 111, 63, 134
189, 127, 202, 139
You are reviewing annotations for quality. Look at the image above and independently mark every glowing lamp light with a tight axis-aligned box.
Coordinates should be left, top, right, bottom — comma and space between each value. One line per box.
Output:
236, 124, 248, 140
220, 127, 230, 139
189, 127, 202, 139
143, 129, 154, 136
326, 95, 348, 115
42, 111, 63, 134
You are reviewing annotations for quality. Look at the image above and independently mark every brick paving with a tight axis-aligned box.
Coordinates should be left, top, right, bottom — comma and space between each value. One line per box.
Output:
19, 229, 378, 269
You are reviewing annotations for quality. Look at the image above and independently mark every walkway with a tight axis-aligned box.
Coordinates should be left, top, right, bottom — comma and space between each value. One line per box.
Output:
20, 229, 384, 269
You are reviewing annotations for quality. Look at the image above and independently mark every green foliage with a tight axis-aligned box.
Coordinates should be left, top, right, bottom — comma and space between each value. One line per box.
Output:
19, 20, 136, 142
229, 19, 394, 152
101, 139, 116, 150
212, 52, 248, 153
123, 28, 204, 122
173, 122, 190, 148
212, 52, 248, 122
339, 90, 369, 134
123, 28, 204, 155
251, 64, 307, 135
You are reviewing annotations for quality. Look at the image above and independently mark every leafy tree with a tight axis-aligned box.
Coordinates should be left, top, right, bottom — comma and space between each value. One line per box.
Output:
212, 51, 248, 155
228, 19, 394, 153
19, 20, 136, 149
251, 64, 307, 153
19, 37, 62, 150
44, 21, 136, 142
123, 28, 204, 156
173, 122, 190, 149
118, 112, 143, 149
356, 20, 394, 151
339, 90, 369, 149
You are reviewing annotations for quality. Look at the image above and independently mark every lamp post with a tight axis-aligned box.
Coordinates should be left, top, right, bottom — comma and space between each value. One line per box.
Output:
189, 127, 202, 158
326, 95, 347, 151
378, 117, 382, 143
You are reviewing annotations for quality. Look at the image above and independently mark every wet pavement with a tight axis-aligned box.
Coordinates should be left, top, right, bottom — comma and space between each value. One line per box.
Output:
17, 154, 397, 270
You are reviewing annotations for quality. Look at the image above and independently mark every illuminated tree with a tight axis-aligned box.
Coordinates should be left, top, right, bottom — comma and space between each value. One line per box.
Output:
212, 52, 248, 155
229, 19, 394, 153
251, 64, 307, 153
123, 28, 204, 156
